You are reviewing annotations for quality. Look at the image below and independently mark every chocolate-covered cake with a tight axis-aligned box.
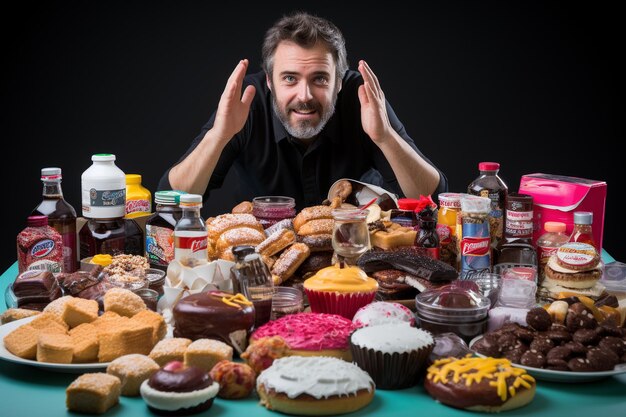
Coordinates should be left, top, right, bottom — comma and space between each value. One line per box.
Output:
57, 267, 102, 296
12, 270, 61, 310
173, 291, 255, 354
140, 361, 219, 416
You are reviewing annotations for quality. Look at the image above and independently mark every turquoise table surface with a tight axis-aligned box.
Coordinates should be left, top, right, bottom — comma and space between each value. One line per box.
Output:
1, 253, 625, 417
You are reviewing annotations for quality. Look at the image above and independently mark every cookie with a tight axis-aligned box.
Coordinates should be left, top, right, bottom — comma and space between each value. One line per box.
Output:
503, 346, 526, 364
573, 329, 599, 345
598, 337, 626, 357
587, 347, 619, 371
546, 358, 569, 371
526, 307, 552, 331
546, 346, 572, 361
520, 350, 546, 368
497, 334, 520, 351
529, 337, 554, 355
563, 341, 588, 356
567, 357, 596, 372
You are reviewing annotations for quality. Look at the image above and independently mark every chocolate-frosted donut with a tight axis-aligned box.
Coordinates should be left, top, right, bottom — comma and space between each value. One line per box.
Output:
424, 357, 536, 412
173, 291, 255, 354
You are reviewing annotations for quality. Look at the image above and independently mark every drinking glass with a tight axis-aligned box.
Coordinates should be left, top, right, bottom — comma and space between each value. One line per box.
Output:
332, 208, 370, 265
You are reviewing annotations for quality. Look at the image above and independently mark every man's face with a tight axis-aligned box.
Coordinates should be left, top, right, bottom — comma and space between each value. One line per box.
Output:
268, 40, 341, 140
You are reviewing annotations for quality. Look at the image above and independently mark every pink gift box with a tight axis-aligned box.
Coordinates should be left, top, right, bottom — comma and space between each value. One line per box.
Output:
518, 173, 607, 252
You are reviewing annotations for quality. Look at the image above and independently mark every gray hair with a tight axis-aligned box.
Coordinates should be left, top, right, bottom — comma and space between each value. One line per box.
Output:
262, 12, 348, 82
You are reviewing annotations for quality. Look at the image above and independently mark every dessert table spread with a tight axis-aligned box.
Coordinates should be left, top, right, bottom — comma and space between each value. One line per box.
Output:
1, 254, 625, 417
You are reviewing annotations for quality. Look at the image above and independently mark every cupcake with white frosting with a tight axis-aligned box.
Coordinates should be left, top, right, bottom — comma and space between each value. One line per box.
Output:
350, 322, 434, 389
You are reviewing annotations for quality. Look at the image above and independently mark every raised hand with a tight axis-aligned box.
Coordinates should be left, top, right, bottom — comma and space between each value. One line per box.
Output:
212, 59, 257, 144
357, 60, 392, 144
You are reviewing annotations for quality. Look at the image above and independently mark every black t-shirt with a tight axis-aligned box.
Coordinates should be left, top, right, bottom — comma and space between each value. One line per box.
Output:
158, 70, 447, 211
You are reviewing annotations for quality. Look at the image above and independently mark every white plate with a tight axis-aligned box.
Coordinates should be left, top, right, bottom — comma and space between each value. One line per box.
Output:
0, 316, 110, 373
469, 335, 626, 383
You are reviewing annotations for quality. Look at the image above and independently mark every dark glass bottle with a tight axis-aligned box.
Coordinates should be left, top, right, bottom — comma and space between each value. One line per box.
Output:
415, 206, 440, 260
32, 167, 78, 272
468, 162, 508, 248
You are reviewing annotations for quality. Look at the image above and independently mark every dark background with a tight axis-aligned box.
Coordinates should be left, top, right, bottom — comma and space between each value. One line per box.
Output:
2, 1, 623, 272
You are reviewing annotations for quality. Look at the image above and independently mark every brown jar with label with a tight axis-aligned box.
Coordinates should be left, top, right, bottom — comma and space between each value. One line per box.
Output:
493, 193, 538, 280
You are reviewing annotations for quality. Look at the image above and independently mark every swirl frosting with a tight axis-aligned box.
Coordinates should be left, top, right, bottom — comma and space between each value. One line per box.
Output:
303, 265, 378, 293
251, 313, 356, 350
257, 356, 373, 399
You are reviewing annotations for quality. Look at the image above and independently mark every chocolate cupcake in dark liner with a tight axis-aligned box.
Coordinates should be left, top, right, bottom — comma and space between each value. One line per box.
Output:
350, 323, 434, 389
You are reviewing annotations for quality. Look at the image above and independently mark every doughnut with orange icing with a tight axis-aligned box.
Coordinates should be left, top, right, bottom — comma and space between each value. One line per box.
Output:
424, 357, 536, 412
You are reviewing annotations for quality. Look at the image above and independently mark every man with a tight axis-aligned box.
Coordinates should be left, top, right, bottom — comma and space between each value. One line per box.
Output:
158, 12, 447, 211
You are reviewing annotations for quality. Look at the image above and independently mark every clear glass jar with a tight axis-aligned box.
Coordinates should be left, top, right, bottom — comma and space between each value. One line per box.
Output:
332, 208, 370, 264
134, 288, 159, 311
271, 287, 304, 320
231, 246, 274, 329
437, 193, 461, 269
252, 196, 296, 229
145, 267, 166, 296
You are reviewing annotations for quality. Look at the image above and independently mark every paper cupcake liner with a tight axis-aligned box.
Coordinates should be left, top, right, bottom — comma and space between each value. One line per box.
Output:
350, 343, 434, 390
304, 290, 376, 320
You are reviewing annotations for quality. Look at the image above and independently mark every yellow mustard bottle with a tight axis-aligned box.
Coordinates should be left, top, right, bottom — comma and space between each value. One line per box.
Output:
125, 174, 152, 218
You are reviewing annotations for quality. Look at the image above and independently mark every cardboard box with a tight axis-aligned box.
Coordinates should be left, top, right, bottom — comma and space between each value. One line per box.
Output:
518, 173, 607, 252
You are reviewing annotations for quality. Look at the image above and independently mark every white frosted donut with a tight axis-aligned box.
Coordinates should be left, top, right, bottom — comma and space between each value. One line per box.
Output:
256, 356, 374, 415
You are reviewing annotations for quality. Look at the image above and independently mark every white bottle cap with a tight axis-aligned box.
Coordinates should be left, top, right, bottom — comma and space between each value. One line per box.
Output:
180, 194, 202, 204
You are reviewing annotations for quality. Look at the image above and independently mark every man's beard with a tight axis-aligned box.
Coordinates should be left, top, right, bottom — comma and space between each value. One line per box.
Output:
271, 88, 338, 140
